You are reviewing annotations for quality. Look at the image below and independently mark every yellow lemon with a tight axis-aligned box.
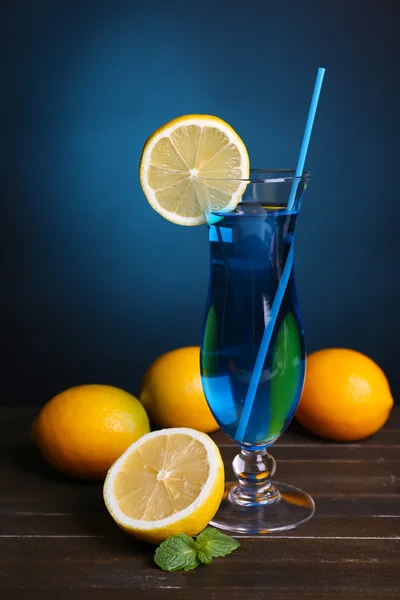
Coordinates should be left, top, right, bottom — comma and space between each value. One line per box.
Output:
32, 384, 150, 479
103, 427, 224, 544
140, 346, 219, 433
139, 114, 249, 225
296, 349, 394, 441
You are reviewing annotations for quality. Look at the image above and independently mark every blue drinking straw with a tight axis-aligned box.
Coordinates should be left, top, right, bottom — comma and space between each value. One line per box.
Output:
235, 67, 326, 443
287, 67, 326, 211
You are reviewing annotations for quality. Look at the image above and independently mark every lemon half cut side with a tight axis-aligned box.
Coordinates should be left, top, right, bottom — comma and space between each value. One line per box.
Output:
103, 427, 225, 544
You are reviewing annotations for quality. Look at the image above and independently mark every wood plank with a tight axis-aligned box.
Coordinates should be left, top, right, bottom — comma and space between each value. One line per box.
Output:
211, 426, 400, 447
4, 436, 400, 461
0, 444, 398, 502
0, 538, 398, 591
4, 590, 400, 600
1, 513, 399, 538
2, 443, 399, 481
0, 492, 399, 518
0, 466, 397, 496
219, 444, 400, 465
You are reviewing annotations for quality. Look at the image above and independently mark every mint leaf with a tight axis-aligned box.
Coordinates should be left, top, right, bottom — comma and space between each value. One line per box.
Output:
154, 528, 240, 571
154, 534, 199, 572
195, 527, 240, 564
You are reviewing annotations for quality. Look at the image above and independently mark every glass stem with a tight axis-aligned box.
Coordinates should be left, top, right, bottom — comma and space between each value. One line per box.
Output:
230, 448, 280, 506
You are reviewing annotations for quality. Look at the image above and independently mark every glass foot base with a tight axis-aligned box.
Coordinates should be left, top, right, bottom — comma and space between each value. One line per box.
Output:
210, 481, 315, 534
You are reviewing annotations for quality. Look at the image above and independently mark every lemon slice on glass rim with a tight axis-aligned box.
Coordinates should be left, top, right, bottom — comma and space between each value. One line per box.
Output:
103, 427, 225, 544
139, 114, 250, 225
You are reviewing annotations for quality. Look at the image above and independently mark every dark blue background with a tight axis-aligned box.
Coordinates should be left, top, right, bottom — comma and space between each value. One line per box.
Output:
1, 0, 399, 406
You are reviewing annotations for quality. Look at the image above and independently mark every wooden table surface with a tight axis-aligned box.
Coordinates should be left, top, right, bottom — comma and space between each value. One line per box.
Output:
0, 407, 399, 599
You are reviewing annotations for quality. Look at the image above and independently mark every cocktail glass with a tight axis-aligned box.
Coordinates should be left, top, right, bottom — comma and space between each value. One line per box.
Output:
200, 169, 315, 534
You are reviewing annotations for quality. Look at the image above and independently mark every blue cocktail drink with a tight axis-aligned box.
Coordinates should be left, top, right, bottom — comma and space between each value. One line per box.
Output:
201, 206, 305, 447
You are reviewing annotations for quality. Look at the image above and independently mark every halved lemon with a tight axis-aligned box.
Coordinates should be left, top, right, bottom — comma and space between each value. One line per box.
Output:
139, 114, 250, 225
103, 427, 224, 544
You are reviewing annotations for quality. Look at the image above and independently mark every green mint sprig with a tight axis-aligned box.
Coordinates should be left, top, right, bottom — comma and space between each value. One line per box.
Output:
154, 527, 240, 572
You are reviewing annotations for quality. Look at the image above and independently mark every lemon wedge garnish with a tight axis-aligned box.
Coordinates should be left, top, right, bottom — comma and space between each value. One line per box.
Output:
139, 114, 250, 225
103, 428, 224, 544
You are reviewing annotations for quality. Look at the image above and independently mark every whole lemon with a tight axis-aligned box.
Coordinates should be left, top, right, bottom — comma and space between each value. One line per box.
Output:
32, 384, 150, 479
296, 349, 394, 441
140, 346, 219, 433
